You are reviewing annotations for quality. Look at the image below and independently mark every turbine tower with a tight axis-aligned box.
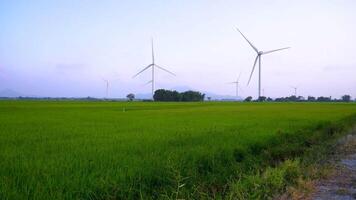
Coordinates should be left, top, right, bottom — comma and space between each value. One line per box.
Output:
228, 72, 242, 98
133, 38, 176, 99
236, 28, 290, 99
102, 79, 109, 98
290, 86, 298, 96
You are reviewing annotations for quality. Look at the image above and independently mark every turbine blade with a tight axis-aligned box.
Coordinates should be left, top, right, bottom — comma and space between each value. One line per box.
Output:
237, 71, 242, 81
132, 64, 153, 78
151, 37, 155, 63
247, 55, 259, 86
236, 28, 258, 53
144, 80, 153, 86
155, 64, 176, 76
263, 47, 290, 55
238, 85, 244, 93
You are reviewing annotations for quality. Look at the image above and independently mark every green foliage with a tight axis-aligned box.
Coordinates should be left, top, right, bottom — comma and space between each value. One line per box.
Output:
229, 160, 301, 199
126, 93, 135, 101
0, 101, 355, 199
244, 96, 252, 102
180, 90, 205, 102
153, 89, 205, 102
342, 94, 351, 102
258, 96, 267, 102
153, 89, 181, 101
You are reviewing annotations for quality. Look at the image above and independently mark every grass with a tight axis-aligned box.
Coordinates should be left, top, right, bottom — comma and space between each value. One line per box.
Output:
0, 101, 355, 199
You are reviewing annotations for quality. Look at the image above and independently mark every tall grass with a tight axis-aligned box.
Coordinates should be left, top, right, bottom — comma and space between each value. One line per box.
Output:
0, 101, 355, 199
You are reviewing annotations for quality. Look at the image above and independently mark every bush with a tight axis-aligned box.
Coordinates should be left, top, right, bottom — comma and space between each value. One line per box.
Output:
229, 160, 301, 199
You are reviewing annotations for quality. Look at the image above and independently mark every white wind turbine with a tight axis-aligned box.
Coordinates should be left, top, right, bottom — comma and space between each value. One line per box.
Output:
236, 28, 290, 99
228, 72, 242, 99
102, 78, 109, 98
101, 76, 119, 99
290, 86, 298, 96
133, 38, 176, 99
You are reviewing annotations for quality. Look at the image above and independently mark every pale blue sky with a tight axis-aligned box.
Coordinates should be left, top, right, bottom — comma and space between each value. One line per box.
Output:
0, 0, 355, 98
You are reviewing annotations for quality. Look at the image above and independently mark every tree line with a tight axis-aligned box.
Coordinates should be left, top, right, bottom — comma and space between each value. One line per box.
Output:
153, 89, 205, 101
243, 95, 353, 102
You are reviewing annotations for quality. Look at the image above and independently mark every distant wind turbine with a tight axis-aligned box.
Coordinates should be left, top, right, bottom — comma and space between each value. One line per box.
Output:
101, 76, 119, 99
102, 79, 109, 98
290, 86, 298, 96
133, 38, 176, 99
236, 28, 290, 98
228, 72, 242, 98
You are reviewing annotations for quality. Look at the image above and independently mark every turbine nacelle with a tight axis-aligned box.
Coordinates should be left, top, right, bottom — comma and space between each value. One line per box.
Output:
258, 51, 264, 55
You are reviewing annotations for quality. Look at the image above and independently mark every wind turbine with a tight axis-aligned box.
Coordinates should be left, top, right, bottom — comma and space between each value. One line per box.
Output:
228, 72, 242, 99
290, 86, 298, 96
101, 76, 120, 99
133, 38, 176, 99
102, 79, 109, 98
236, 28, 290, 99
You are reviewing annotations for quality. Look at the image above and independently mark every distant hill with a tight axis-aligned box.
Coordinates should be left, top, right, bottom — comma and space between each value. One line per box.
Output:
203, 92, 243, 101
135, 93, 153, 100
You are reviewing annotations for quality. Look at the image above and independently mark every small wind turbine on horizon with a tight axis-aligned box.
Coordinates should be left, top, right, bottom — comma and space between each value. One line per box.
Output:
236, 28, 290, 99
228, 72, 242, 99
102, 78, 109, 98
133, 38, 176, 99
290, 86, 298, 96
101, 76, 119, 99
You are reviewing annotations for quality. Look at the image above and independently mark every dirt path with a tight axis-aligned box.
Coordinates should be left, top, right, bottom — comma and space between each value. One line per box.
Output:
311, 134, 356, 200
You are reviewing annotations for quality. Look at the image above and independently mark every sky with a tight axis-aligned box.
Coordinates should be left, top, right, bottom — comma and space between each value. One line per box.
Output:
0, 0, 355, 99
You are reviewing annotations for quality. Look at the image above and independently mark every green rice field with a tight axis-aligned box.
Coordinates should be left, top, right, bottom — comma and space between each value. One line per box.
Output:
0, 101, 356, 199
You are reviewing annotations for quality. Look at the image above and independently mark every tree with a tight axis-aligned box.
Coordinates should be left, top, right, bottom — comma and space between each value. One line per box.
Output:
181, 90, 205, 101
126, 93, 135, 101
153, 89, 167, 101
153, 89, 204, 102
153, 89, 181, 101
307, 96, 315, 101
244, 96, 252, 102
289, 95, 298, 101
207, 97, 211, 101
258, 96, 266, 102
171, 90, 181, 101
297, 96, 305, 101
153, 89, 165, 101
317, 96, 330, 102
341, 95, 351, 102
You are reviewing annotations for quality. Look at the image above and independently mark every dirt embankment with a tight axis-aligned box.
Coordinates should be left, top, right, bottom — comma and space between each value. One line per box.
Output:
311, 132, 356, 199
